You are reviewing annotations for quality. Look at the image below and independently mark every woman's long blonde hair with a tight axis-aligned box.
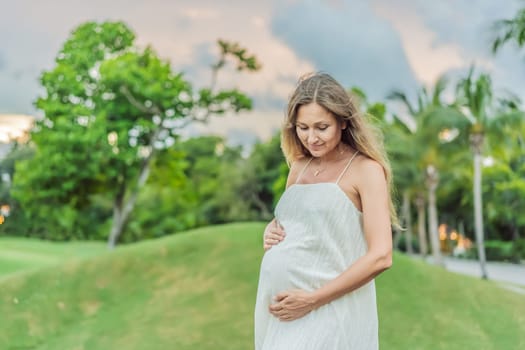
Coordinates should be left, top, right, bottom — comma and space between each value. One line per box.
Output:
281, 72, 399, 227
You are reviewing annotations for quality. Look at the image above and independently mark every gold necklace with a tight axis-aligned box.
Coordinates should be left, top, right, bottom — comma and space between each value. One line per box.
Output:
313, 158, 326, 176
312, 146, 349, 177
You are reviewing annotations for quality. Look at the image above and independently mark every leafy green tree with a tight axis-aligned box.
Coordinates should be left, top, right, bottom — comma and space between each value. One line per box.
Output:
119, 146, 190, 242
122, 135, 276, 240
0, 143, 34, 202
383, 118, 422, 254
483, 120, 525, 258
175, 135, 243, 225
13, 21, 260, 248
0, 143, 35, 236
200, 133, 285, 223
215, 158, 268, 222
245, 133, 286, 218
272, 160, 289, 206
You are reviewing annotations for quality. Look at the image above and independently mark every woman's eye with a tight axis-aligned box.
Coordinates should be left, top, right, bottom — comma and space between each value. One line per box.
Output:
297, 126, 308, 131
318, 126, 328, 131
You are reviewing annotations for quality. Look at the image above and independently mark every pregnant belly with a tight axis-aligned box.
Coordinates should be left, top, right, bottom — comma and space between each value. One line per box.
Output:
258, 238, 337, 293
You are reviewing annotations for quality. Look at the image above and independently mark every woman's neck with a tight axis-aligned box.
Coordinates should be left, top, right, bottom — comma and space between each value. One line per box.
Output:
316, 143, 354, 163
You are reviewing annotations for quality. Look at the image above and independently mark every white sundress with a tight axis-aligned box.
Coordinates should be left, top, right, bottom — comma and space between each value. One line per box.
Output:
254, 152, 378, 349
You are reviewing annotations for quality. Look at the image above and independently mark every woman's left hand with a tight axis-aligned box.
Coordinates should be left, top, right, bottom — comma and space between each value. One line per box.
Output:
269, 289, 318, 321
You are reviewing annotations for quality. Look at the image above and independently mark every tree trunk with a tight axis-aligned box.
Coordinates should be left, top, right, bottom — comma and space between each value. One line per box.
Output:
471, 131, 488, 279
402, 190, 413, 254
108, 195, 124, 249
393, 227, 402, 251
250, 193, 272, 221
512, 225, 519, 242
107, 152, 153, 249
414, 193, 428, 256
511, 225, 520, 263
426, 165, 442, 266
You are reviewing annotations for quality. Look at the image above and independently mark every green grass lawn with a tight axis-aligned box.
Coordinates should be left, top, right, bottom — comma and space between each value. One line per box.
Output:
1, 223, 524, 350
0, 237, 105, 280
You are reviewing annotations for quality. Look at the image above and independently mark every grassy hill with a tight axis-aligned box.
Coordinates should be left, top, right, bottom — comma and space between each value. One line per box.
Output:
1, 223, 524, 350
0, 237, 105, 280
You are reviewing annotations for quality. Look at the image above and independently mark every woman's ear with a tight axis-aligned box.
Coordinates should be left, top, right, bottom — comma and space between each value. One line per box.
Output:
341, 121, 348, 130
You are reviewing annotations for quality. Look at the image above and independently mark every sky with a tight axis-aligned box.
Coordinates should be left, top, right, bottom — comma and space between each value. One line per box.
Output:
1, 0, 524, 147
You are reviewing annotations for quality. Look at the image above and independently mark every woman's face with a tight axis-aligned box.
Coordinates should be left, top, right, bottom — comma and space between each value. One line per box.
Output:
295, 102, 345, 158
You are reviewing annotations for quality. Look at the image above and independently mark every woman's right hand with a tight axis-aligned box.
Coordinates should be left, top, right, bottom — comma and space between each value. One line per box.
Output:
263, 219, 286, 251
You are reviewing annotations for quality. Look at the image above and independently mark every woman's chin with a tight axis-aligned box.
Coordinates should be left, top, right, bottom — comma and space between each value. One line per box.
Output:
309, 148, 329, 157
308, 147, 323, 156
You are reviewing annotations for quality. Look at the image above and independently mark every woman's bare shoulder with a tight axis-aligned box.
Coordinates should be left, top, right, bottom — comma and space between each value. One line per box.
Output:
338, 154, 383, 188
355, 155, 383, 172
353, 155, 386, 186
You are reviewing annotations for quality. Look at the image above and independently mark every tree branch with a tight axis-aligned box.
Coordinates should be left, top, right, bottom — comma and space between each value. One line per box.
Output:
119, 85, 162, 116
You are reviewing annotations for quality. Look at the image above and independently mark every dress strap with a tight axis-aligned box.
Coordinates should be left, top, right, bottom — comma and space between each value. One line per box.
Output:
335, 151, 360, 184
295, 158, 314, 184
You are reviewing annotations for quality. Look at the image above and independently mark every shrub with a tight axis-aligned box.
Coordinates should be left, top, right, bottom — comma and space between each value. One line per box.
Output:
468, 240, 515, 262
511, 238, 525, 263
397, 234, 420, 253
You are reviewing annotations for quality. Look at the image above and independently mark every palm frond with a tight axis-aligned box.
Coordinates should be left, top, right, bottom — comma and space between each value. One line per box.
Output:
387, 90, 416, 116
432, 74, 449, 106
492, 8, 525, 53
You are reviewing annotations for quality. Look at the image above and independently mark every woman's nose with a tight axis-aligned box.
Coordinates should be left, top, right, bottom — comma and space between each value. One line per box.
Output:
307, 130, 319, 143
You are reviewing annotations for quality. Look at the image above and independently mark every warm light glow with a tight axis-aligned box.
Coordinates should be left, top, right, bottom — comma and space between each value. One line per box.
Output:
439, 223, 447, 241
457, 235, 464, 248
456, 234, 473, 249
0, 205, 10, 217
438, 128, 459, 143
450, 230, 458, 241
0, 215, 5, 224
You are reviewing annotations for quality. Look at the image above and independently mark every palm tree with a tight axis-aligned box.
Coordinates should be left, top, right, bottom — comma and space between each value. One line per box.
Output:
455, 66, 523, 279
351, 87, 419, 254
383, 117, 421, 254
387, 75, 464, 265
413, 192, 428, 256
454, 68, 491, 278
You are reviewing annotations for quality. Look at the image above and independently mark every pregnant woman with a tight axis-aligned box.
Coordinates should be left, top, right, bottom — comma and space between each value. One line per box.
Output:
254, 72, 396, 349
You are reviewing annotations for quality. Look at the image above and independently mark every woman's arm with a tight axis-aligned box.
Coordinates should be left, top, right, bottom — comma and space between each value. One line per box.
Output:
262, 159, 305, 250
270, 159, 392, 320
310, 159, 392, 305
